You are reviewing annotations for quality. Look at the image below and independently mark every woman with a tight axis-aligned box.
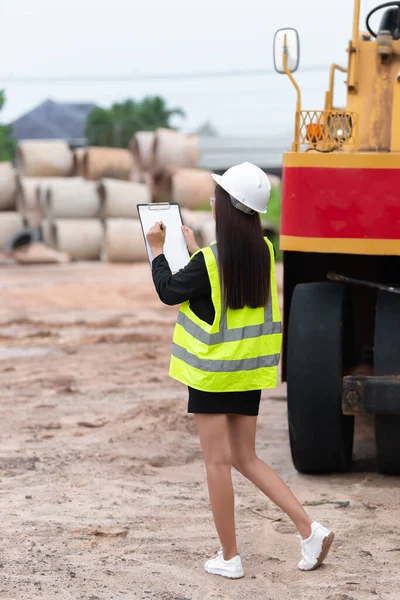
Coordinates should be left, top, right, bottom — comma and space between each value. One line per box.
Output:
146, 162, 334, 579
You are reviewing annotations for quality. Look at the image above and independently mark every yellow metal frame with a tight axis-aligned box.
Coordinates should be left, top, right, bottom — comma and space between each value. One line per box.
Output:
347, 0, 361, 90
292, 110, 358, 152
391, 71, 400, 151
283, 151, 400, 168
280, 236, 400, 256
352, 0, 361, 46
325, 64, 348, 110
280, 0, 400, 154
282, 34, 302, 151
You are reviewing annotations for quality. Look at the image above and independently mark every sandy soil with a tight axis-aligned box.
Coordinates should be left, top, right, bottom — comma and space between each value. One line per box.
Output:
0, 260, 399, 600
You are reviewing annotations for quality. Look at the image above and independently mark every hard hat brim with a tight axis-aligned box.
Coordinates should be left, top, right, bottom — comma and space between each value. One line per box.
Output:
211, 174, 222, 186
212, 173, 234, 199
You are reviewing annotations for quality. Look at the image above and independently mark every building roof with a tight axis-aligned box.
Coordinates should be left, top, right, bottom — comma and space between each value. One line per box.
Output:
11, 99, 97, 144
198, 135, 292, 172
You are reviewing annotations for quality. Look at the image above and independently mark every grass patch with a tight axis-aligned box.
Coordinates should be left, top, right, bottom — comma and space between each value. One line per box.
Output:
195, 202, 212, 212
261, 186, 282, 261
261, 185, 281, 228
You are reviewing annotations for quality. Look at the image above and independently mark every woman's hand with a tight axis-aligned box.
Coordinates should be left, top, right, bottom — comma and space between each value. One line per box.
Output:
146, 221, 166, 258
181, 225, 200, 254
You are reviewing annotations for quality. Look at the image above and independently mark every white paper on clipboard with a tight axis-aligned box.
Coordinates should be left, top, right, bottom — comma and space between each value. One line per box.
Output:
137, 203, 190, 273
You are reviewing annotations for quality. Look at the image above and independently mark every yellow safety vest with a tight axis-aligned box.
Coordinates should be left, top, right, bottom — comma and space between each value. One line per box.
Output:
169, 238, 282, 392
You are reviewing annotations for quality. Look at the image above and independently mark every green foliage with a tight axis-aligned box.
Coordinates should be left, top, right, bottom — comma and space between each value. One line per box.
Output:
0, 91, 16, 161
261, 185, 281, 228
261, 185, 282, 261
85, 96, 185, 147
195, 202, 213, 212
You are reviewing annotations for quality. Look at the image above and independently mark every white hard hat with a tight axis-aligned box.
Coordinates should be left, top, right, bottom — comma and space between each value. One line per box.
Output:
211, 162, 271, 214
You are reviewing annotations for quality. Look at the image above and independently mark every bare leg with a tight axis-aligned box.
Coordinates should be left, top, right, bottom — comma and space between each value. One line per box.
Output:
195, 413, 238, 560
227, 414, 312, 539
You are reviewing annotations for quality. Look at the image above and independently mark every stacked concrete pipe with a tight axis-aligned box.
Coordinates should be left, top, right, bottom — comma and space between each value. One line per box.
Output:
99, 178, 151, 263
0, 162, 24, 251
102, 219, 148, 263
151, 128, 199, 175
98, 178, 151, 219
42, 178, 100, 221
47, 219, 104, 261
82, 147, 135, 181
129, 131, 155, 172
39, 178, 103, 260
16, 176, 43, 227
16, 140, 74, 177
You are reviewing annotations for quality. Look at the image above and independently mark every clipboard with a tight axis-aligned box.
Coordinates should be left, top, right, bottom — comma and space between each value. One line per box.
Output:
137, 202, 190, 273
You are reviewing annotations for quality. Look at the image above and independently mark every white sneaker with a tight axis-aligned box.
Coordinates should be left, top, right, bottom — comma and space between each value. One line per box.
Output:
298, 521, 335, 571
205, 548, 244, 579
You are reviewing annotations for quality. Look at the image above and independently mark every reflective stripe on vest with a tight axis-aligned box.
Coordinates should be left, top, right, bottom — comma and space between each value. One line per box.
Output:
169, 238, 282, 392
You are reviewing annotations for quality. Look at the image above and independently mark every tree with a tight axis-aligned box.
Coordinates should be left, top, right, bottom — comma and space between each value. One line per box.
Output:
0, 91, 16, 161
85, 96, 185, 148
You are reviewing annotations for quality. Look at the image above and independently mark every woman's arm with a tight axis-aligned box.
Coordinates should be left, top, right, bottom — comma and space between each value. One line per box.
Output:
152, 253, 210, 306
147, 221, 209, 306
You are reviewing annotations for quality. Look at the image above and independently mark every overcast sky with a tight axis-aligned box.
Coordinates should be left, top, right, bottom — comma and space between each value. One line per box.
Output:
0, 0, 380, 137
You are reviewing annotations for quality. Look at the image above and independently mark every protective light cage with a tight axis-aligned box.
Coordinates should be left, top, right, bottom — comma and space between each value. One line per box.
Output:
296, 110, 358, 151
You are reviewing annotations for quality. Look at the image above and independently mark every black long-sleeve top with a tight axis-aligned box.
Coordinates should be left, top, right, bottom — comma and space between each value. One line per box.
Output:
152, 244, 276, 326
152, 253, 215, 325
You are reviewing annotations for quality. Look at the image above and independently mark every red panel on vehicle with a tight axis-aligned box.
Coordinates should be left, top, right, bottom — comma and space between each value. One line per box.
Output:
281, 167, 400, 240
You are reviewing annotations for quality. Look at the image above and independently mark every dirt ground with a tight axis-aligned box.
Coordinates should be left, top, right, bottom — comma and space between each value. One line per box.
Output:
0, 260, 399, 600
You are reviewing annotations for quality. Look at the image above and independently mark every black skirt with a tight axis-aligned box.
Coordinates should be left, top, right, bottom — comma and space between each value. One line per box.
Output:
188, 387, 261, 416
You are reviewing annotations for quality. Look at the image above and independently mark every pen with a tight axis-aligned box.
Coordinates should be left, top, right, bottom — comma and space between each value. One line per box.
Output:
160, 223, 164, 231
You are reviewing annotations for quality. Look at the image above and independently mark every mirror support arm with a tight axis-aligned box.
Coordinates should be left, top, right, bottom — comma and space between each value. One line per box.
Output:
348, 0, 360, 90
352, 0, 361, 45
282, 39, 302, 151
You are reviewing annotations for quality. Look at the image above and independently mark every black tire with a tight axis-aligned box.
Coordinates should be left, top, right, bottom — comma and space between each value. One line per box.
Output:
287, 282, 354, 474
374, 290, 400, 475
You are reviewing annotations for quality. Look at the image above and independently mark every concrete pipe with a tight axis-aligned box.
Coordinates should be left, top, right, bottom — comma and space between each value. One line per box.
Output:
198, 219, 216, 247
16, 176, 56, 227
267, 173, 281, 188
180, 208, 197, 228
16, 140, 74, 177
130, 168, 144, 184
40, 219, 56, 248
0, 212, 24, 250
103, 218, 148, 263
73, 148, 86, 176
151, 129, 199, 175
171, 168, 214, 209
34, 177, 69, 219
43, 178, 100, 221
150, 171, 173, 203
180, 208, 214, 228
52, 218, 104, 261
82, 147, 134, 181
138, 172, 156, 201
180, 208, 211, 250
129, 154, 141, 183
129, 131, 155, 171
98, 178, 151, 219
0, 162, 17, 210
16, 176, 40, 215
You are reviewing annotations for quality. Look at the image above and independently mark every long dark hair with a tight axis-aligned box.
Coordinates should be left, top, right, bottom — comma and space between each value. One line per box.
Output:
215, 185, 271, 309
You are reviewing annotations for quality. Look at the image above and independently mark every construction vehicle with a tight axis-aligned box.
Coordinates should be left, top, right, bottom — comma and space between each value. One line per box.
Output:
274, 1, 400, 475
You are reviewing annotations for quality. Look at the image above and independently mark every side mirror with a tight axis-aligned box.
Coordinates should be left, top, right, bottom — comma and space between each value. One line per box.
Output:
273, 28, 300, 74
